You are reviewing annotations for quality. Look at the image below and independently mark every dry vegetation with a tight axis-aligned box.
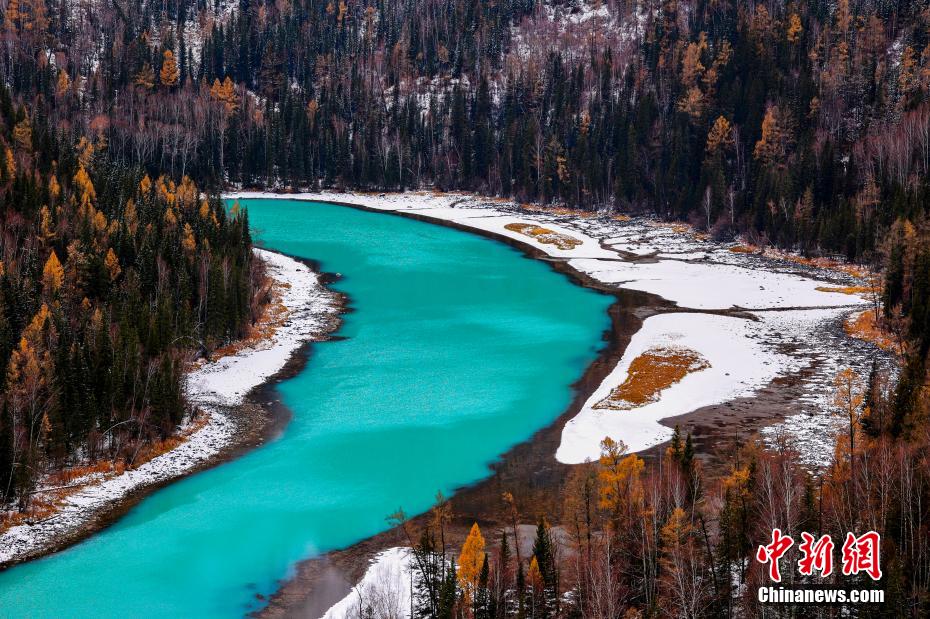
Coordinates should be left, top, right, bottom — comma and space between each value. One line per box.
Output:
0, 413, 215, 536
845, 308, 898, 352
815, 285, 879, 296
780, 254, 870, 279
535, 205, 599, 218
594, 346, 710, 410
650, 221, 695, 235
504, 222, 583, 250
129, 413, 212, 467
728, 244, 871, 278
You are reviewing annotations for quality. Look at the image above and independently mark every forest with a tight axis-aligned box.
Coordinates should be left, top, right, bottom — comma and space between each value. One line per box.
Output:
2, 0, 930, 614
0, 86, 258, 503
379, 417, 929, 618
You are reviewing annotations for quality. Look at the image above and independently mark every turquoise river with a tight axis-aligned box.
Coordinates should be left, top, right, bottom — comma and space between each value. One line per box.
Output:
0, 199, 612, 617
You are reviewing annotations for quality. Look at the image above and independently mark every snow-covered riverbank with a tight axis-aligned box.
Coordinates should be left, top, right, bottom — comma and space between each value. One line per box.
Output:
0, 249, 340, 567
230, 191, 890, 467
321, 547, 416, 619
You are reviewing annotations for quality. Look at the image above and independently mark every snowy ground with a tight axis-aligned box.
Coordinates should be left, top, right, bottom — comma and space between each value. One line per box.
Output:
229, 191, 891, 467
558, 312, 801, 461
321, 547, 415, 619
0, 249, 339, 566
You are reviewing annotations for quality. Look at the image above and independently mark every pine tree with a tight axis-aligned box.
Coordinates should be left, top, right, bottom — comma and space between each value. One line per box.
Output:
474, 553, 491, 619
530, 518, 558, 616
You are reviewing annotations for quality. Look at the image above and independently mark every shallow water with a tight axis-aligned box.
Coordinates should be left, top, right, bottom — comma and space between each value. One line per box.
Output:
0, 199, 612, 618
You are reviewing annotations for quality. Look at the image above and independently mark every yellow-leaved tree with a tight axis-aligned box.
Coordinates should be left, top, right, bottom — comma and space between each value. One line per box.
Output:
209, 77, 239, 113
598, 437, 645, 531
659, 507, 707, 618
160, 50, 179, 87
134, 63, 155, 90
38, 205, 54, 245
5, 303, 55, 505
705, 115, 733, 155
13, 118, 32, 150
786, 14, 803, 44
833, 367, 864, 460
73, 164, 96, 209
42, 250, 64, 294
105, 248, 121, 281
4, 147, 15, 178
56, 69, 70, 96
458, 522, 486, 604
181, 224, 197, 255
753, 106, 789, 169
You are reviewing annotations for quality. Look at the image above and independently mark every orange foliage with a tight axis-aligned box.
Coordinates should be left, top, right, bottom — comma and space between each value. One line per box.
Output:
845, 309, 897, 352
595, 347, 710, 410
814, 285, 877, 296
504, 222, 583, 250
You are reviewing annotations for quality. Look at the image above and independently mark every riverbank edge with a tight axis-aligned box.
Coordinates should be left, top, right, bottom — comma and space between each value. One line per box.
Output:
0, 248, 345, 571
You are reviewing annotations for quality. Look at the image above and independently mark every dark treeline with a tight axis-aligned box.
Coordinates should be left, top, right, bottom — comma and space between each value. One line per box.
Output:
0, 83, 258, 505
8, 0, 930, 257
10, 0, 930, 354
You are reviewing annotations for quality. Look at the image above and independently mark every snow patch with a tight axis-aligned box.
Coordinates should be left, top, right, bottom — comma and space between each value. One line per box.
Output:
322, 547, 415, 619
557, 312, 805, 461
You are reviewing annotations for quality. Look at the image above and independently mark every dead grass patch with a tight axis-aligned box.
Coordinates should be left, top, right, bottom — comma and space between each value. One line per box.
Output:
1, 465, 120, 535
782, 254, 869, 278
815, 285, 878, 297
594, 346, 710, 410
649, 221, 694, 235
544, 206, 598, 218
504, 222, 583, 250
845, 309, 897, 352
46, 461, 118, 486
1, 496, 59, 531
0, 412, 214, 536
129, 413, 211, 470
727, 244, 871, 278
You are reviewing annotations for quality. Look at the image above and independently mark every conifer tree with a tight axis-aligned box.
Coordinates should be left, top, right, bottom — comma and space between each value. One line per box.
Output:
160, 50, 180, 87
458, 522, 486, 606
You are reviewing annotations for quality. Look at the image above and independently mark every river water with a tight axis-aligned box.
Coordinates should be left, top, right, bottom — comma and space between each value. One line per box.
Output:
0, 199, 611, 617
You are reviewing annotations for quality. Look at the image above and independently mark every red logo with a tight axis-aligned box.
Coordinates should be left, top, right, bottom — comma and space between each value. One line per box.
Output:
756, 528, 794, 582
797, 532, 834, 577
841, 531, 882, 581
757, 530, 882, 582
